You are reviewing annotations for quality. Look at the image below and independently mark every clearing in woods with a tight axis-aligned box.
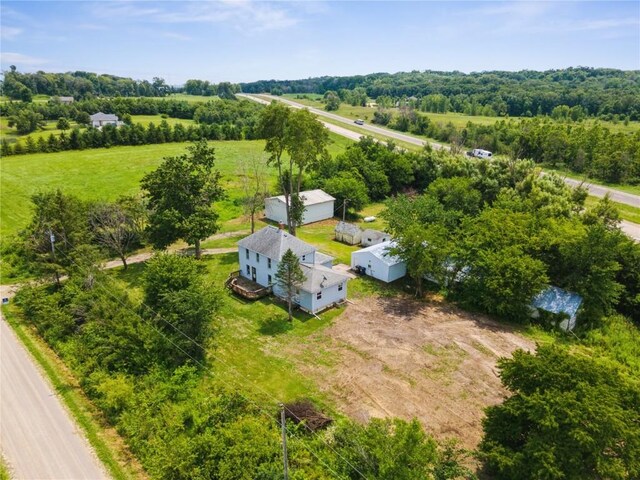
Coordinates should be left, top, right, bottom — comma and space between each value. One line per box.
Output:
282, 293, 535, 448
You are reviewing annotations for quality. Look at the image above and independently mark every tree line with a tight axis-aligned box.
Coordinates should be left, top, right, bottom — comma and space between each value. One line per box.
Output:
372, 109, 640, 184
0, 66, 243, 101
242, 67, 640, 119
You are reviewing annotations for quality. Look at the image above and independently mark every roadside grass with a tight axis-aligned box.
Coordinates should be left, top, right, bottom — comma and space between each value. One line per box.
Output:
0, 456, 10, 480
584, 196, 640, 224
1, 304, 145, 480
543, 164, 640, 196
164, 93, 219, 103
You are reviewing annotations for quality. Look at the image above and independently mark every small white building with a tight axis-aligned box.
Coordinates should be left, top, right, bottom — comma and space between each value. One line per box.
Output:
351, 241, 407, 283
57, 96, 74, 104
335, 221, 362, 245
90, 112, 123, 128
237, 226, 349, 314
361, 229, 390, 247
265, 189, 335, 226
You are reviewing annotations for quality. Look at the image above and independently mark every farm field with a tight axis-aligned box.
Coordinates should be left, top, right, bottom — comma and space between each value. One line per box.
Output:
129, 114, 195, 126
0, 117, 83, 144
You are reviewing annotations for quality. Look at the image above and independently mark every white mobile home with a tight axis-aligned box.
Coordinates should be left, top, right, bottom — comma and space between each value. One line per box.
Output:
265, 189, 335, 226
351, 241, 407, 283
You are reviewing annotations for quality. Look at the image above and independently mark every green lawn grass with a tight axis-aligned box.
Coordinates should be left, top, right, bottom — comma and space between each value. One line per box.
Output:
0, 456, 10, 480
0, 94, 50, 104
0, 117, 84, 144
165, 93, 219, 103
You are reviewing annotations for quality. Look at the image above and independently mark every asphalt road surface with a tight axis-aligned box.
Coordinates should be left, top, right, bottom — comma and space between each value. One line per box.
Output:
241, 93, 640, 210
1, 315, 108, 479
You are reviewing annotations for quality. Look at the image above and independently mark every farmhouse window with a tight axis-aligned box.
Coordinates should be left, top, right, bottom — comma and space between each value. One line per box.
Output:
317, 291, 322, 300
256, 252, 260, 262
268, 258, 272, 269
338, 283, 343, 292
245, 248, 249, 260
268, 274, 272, 284
302, 255, 306, 262
246, 265, 250, 275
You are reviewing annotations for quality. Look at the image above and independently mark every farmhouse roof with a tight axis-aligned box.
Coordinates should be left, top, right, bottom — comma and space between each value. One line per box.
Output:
355, 240, 403, 266
335, 221, 361, 236
532, 286, 582, 320
313, 252, 334, 266
90, 112, 119, 121
300, 264, 349, 293
267, 189, 335, 206
238, 226, 315, 261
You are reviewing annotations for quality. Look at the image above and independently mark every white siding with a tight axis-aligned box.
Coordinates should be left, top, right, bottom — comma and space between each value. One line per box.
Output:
264, 199, 335, 225
238, 246, 277, 287
351, 250, 406, 283
310, 281, 347, 312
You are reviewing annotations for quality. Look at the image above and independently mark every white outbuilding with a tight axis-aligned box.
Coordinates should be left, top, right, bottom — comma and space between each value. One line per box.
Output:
351, 241, 407, 283
265, 189, 335, 226
361, 229, 391, 247
335, 221, 362, 245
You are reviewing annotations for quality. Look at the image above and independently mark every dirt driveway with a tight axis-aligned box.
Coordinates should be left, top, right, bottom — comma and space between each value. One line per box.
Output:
288, 294, 534, 449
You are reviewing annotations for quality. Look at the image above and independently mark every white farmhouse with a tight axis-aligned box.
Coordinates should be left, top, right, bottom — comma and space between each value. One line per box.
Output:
351, 241, 407, 283
265, 189, 335, 226
90, 112, 123, 128
237, 226, 349, 314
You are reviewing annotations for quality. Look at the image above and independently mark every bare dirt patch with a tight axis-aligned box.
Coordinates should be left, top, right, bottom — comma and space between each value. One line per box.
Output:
286, 294, 535, 449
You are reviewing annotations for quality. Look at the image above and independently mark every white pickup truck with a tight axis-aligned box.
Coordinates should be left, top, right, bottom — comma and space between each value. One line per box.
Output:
467, 148, 493, 159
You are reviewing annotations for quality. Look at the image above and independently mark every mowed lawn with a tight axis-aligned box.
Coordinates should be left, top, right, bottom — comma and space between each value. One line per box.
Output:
0, 133, 352, 238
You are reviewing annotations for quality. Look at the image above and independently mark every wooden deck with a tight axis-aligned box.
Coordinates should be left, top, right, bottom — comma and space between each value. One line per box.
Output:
225, 271, 271, 300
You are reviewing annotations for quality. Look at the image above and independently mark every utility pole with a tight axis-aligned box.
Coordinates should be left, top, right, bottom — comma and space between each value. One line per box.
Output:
342, 199, 348, 222
279, 403, 289, 480
47, 229, 60, 285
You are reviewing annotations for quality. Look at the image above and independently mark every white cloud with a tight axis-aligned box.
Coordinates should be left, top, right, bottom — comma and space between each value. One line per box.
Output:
91, 0, 299, 33
0, 52, 49, 66
0, 26, 22, 40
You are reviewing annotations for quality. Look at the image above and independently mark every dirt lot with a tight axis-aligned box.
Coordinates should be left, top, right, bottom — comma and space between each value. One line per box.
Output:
287, 294, 535, 449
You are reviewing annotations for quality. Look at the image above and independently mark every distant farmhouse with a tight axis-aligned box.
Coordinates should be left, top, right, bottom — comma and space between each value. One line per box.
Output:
57, 96, 74, 104
90, 112, 123, 129
265, 189, 335, 226
234, 226, 349, 314
351, 241, 407, 283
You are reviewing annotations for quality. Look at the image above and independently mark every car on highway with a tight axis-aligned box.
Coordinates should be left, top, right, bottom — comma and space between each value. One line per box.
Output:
354, 119, 364, 125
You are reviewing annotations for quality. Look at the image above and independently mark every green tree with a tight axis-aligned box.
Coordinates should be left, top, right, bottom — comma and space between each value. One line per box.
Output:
56, 117, 71, 130
238, 155, 269, 234
323, 171, 369, 217
323, 90, 341, 111
480, 345, 640, 479
141, 140, 224, 259
274, 248, 305, 322
8, 110, 46, 134
143, 254, 219, 366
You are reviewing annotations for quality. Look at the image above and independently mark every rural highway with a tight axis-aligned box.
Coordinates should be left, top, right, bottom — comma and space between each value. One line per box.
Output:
240, 93, 640, 209
1, 314, 109, 479
240, 93, 639, 242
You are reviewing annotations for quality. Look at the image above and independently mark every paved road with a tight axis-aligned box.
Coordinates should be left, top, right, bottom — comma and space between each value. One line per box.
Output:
241, 93, 639, 242
1, 315, 109, 479
242, 93, 640, 210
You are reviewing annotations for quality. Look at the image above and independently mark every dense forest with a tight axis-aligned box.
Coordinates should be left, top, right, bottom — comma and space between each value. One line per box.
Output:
241, 68, 640, 119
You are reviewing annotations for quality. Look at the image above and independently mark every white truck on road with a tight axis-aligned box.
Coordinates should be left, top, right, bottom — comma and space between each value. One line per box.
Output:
468, 148, 493, 159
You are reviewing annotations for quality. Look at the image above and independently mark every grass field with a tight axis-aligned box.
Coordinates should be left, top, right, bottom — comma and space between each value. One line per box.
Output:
0, 94, 50, 104
165, 93, 219, 103
129, 115, 195, 127
0, 117, 84, 144
0, 134, 352, 238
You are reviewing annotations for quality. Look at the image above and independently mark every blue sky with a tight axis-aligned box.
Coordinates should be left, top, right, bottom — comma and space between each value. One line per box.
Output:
1, 1, 638, 84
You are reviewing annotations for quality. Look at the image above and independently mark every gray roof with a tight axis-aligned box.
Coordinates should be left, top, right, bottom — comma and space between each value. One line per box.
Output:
300, 264, 349, 293
335, 221, 362, 236
353, 240, 403, 266
238, 226, 315, 261
532, 286, 582, 320
362, 229, 388, 240
313, 252, 334, 266
90, 112, 119, 121
267, 189, 335, 206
